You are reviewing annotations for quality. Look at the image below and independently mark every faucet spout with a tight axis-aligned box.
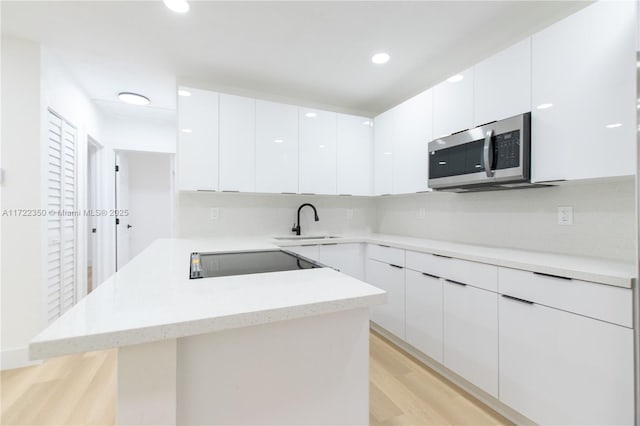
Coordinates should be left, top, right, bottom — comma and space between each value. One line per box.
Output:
292, 203, 319, 236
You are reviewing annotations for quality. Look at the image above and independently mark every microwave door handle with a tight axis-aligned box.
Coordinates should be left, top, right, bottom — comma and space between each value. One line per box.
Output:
483, 129, 495, 177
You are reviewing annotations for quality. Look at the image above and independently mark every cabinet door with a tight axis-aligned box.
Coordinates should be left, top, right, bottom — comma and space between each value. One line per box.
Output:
474, 38, 531, 127
177, 87, 219, 191
531, 1, 636, 182
285, 245, 320, 262
405, 270, 443, 362
432, 68, 474, 138
319, 243, 364, 280
393, 89, 432, 194
299, 109, 337, 194
373, 108, 395, 195
499, 295, 633, 425
443, 281, 498, 397
255, 100, 299, 194
366, 259, 405, 339
336, 114, 373, 196
219, 94, 256, 192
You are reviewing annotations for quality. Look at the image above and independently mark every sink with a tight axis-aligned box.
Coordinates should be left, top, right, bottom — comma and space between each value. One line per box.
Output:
273, 235, 341, 241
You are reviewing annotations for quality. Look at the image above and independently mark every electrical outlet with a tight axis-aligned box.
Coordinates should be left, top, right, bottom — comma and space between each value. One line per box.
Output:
210, 208, 220, 220
417, 208, 426, 219
557, 206, 573, 225
346, 209, 354, 220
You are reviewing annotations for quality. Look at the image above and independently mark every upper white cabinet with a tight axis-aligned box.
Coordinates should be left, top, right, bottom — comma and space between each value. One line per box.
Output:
337, 114, 373, 196
219, 94, 256, 192
373, 108, 395, 195
473, 38, 531, 127
393, 90, 432, 194
531, 1, 636, 182
177, 87, 219, 191
299, 108, 337, 194
432, 68, 474, 138
255, 100, 299, 194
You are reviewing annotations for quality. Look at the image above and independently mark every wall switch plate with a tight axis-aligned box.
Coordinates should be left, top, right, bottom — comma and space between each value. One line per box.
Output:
346, 209, 353, 220
417, 208, 426, 219
210, 208, 220, 220
557, 206, 573, 225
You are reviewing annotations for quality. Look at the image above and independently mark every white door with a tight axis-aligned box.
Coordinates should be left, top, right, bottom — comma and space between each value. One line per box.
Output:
366, 258, 405, 339
405, 270, 443, 362
373, 108, 395, 195
115, 152, 130, 270
432, 67, 474, 138
336, 114, 373, 196
87, 140, 100, 292
219, 94, 256, 192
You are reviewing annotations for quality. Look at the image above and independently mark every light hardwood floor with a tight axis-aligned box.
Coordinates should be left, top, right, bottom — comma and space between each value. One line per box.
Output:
1, 331, 510, 426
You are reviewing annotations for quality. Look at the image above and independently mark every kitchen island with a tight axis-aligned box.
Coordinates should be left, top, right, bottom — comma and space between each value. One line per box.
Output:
30, 238, 386, 425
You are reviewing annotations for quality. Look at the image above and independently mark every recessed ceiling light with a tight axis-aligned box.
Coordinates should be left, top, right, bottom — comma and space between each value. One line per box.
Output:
605, 123, 622, 129
305, 112, 317, 118
537, 103, 553, 110
178, 89, 191, 97
274, 139, 284, 144
181, 128, 193, 133
371, 52, 390, 65
446, 74, 464, 83
118, 92, 150, 106
163, 0, 190, 13
319, 145, 326, 149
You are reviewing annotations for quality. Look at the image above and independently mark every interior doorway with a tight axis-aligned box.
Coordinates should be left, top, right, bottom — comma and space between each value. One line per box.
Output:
115, 150, 174, 270
86, 138, 101, 293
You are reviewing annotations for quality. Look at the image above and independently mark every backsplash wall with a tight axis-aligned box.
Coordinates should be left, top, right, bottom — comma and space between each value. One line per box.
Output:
177, 192, 377, 238
375, 178, 636, 262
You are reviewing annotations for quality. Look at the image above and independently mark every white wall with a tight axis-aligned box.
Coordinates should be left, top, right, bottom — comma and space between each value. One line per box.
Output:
375, 179, 636, 262
177, 193, 376, 238
106, 117, 176, 154
1, 36, 44, 369
125, 151, 174, 260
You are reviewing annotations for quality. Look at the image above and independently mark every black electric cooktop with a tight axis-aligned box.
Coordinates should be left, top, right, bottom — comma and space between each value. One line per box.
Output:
189, 250, 323, 279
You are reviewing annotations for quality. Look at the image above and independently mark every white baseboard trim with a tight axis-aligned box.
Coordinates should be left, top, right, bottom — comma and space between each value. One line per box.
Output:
1, 346, 42, 371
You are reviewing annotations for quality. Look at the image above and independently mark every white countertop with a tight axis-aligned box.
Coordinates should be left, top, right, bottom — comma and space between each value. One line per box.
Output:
275, 233, 636, 288
30, 238, 386, 360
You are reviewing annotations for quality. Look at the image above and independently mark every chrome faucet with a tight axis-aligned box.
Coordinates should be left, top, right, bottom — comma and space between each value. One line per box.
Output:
292, 203, 319, 236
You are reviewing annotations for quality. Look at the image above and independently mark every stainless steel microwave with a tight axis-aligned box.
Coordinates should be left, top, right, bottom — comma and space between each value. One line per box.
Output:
428, 113, 536, 192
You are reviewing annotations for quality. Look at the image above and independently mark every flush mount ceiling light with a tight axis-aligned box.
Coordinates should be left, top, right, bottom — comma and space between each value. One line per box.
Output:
446, 74, 464, 83
305, 112, 317, 118
537, 103, 553, 110
273, 139, 284, 144
164, 0, 190, 13
371, 52, 390, 65
118, 92, 150, 106
605, 123, 622, 129
178, 89, 191, 97
181, 128, 193, 133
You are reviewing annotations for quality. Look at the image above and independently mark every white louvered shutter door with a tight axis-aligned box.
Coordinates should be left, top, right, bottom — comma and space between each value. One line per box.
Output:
46, 110, 77, 323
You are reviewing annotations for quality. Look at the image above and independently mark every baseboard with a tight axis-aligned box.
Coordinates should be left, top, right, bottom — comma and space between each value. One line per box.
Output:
369, 323, 536, 426
1, 346, 42, 371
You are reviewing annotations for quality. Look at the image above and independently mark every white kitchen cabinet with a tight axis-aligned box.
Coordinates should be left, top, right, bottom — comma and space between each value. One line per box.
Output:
177, 87, 219, 191
336, 114, 373, 196
299, 108, 337, 194
432, 68, 474, 138
531, 1, 636, 182
474, 38, 531, 127
373, 108, 395, 195
255, 100, 299, 194
499, 295, 634, 425
219, 94, 256, 192
366, 258, 405, 339
319, 243, 364, 280
285, 245, 320, 262
443, 280, 498, 397
393, 90, 432, 194
405, 270, 443, 363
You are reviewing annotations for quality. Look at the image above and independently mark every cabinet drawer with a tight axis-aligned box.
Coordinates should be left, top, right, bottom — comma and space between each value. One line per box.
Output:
406, 250, 497, 292
367, 244, 405, 267
498, 267, 632, 327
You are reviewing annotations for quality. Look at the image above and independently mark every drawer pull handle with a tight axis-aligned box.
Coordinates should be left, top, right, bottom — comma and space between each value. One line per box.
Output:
378, 244, 391, 248
445, 279, 466, 286
323, 243, 339, 246
432, 253, 451, 259
389, 264, 403, 269
421, 272, 439, 279
533, 272, 572, 281
502, 294, 534, 305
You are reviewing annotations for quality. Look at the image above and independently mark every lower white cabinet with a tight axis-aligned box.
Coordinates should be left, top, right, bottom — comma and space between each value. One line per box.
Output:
285, 245, 319, 262
366, 258, 405, 339
318, 243, 364, 280
443, 280, 498, 397
405, 270, 443, 363
499, 294, 634, 425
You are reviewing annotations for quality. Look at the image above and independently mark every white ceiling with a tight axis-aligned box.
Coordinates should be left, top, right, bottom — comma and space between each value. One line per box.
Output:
2, 1, 589, 118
